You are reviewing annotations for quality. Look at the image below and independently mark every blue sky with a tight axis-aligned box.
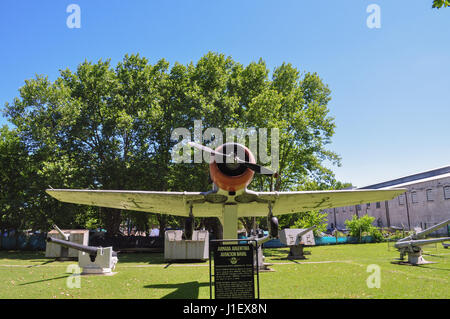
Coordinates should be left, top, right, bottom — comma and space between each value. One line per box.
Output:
1, 1, 449, 187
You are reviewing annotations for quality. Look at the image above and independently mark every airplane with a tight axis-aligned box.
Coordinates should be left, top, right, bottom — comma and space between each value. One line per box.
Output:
46, 142, 407, 241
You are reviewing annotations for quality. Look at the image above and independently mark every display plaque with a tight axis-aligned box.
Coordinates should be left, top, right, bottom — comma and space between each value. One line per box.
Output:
212, 243, 255, 299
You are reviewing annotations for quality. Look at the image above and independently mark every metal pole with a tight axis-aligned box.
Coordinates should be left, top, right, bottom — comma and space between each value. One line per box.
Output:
222, 204, 238, 242
209, 239, 212, 299
384, 200, 391, 227
333, 208, 337, 229
404, 192, 412, 230
254, 240, 259, 299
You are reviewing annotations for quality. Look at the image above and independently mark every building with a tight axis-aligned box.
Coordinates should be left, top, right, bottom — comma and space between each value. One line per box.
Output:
324, 165, 450, 235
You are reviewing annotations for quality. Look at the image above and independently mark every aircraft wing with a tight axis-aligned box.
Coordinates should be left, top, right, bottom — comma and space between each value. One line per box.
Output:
236, 188, 407, 217
47, 187, 406, 218
45, 189, 218, 217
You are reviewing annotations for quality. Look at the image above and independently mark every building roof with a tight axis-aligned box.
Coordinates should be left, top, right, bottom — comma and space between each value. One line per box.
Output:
358, 165, 450, 190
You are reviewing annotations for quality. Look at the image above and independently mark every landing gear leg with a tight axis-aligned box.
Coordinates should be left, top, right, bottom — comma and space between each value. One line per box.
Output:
221, 204, 238, 241
252, 204, 278, 272
184, 207, 194, 240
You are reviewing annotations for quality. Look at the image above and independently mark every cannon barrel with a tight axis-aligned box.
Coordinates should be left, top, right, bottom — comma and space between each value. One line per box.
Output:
415, 219, 450, 238
52, 224, 69, 240
297, 226, 316, 238
394, 237, 450, 249
47, 236, 118, 258
398, 219, 450, 242
46, 236, 99, 257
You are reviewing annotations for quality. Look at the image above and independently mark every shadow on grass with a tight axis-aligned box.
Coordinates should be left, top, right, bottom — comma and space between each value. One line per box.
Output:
0, 251, 78, 267
423, 253, 445, 258
390, 259, 450, 271
0, 250, 47, 261
0, 250, 169, 264
261, 248, 289, 258
117, 252, 166, 264
144, 281, 209, 299
26, 259, 58, 267
262, 248, 315, 262
1, 251, 208, 269
19, 275, 70, 286
416, 264, 450, 271
117, 253, 208, 266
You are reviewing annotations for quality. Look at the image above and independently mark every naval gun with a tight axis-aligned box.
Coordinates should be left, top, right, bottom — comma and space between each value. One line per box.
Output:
46, 237, 118, 274
279, 226, 316, 260
394, 219, 450, 265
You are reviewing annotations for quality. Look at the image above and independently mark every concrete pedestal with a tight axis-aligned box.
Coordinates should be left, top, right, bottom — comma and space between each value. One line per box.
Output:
164, 230, 209, 261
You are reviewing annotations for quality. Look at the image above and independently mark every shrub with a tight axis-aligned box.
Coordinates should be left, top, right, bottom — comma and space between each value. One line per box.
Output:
370, 228, 385, 243
345, 214, 384, 242
386, 230, 413, 241
345, 215, 374, 237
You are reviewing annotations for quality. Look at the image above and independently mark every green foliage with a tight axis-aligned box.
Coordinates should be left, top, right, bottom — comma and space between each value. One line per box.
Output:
345, 214, 385, 242
291, 210, 328, 236
370, 227, 384, 243
345, 214, 375, 238
0, 126, 32, 231
433, 0, 450, 8
333, 230, 346, 238
84, 218, 100, 230
385, 230, 413, 241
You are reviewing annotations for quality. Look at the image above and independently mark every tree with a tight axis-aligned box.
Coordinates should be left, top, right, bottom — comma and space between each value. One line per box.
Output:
5, 52, 343, 237
432, 0, 450, 8
5, 55, 163, 234
0, 126, 67, 233
184, 56, 342, 235
0, 126, 33, 233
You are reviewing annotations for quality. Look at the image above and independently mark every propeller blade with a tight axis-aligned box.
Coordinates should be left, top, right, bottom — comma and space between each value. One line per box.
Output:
188, 142, 278, 177
187, 142, 231, 158
235, 157, 278, 177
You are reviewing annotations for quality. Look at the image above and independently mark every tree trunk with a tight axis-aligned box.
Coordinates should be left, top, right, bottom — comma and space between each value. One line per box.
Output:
102, 207, 122, 235
144, 220, 149, 237
214, 218, 223, 240
204, 217, 223, 240
239, 217, 253, 236
158, 214, 168, 238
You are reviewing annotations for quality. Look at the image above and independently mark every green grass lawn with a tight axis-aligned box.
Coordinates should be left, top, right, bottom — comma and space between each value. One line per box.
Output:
0, 243, 449, 299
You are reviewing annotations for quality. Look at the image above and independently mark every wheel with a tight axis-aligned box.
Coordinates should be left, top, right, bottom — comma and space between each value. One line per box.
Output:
269, 216, 279, 238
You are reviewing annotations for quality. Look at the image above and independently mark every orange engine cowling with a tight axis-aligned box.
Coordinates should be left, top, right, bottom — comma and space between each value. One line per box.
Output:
209, 143, 255, 192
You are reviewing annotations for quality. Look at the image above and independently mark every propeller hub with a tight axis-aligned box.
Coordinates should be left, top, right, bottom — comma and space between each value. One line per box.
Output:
188, 141, 277, 191
209, 143, 255, 192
